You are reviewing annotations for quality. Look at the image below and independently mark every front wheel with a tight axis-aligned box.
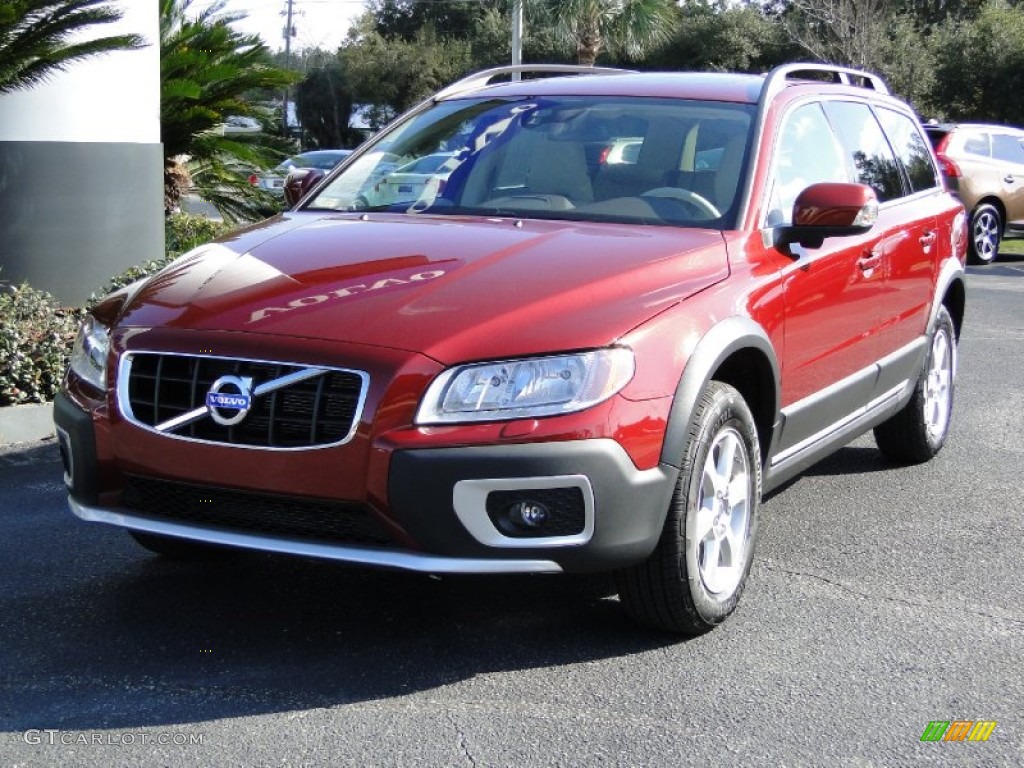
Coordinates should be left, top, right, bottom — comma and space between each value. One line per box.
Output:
968, 203, 1001, 264
874, 305, 957, 464
615, 381, 762, 635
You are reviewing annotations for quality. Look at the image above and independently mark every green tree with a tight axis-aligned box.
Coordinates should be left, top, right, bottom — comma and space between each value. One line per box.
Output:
367, 0, 506, 42
926, 0, 1024, 123
646, 2, 796, 72
340, 19, 473, 128
784, 0, 896, 70
551, 0, 678, 66
295, 65, 361, 149
897, 0, 988, 25
0, 0, 144, 95
875, 11, 937, 110
270, 45, 336, 75
160, 0, 297, 221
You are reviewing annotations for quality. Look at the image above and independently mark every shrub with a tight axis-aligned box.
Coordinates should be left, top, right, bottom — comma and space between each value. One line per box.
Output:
165, 212, 233, 258
0, 285, 84, 406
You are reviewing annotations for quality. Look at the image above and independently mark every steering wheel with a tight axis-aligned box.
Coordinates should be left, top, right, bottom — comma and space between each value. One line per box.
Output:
641, 187, 721, 218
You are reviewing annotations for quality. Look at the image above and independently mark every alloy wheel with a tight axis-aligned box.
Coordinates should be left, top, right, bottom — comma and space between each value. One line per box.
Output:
972, 209, 1000, 262
924, 326, 954, 441
694, 426, 751, 596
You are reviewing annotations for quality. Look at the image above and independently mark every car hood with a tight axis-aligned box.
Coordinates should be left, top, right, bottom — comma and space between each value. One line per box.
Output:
118, 212, 729, 363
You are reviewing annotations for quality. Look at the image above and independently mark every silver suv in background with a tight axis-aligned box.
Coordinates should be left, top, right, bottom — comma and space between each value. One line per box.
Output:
925, 122, 1024, 263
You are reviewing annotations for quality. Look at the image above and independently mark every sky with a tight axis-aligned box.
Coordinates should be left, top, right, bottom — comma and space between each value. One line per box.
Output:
189, 0, 368, 53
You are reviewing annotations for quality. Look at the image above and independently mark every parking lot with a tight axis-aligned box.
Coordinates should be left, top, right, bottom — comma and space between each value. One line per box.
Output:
0, 258, 1021, 767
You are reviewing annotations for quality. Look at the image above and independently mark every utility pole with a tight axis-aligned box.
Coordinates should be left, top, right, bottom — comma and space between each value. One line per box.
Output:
511, 0, 523, 80
281, 0, 295, 135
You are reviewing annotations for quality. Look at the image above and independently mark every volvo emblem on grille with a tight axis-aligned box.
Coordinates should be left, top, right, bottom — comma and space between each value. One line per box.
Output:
205, 375, 254, 426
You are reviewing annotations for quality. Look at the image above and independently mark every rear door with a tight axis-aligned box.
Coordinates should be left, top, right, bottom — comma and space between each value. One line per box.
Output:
824, 101, 940, 397
991, 132, 1024, 230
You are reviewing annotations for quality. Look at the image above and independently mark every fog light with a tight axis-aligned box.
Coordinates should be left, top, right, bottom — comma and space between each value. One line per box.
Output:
508, 500, 548, 529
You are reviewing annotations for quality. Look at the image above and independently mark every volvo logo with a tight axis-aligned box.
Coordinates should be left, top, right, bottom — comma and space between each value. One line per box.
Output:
205, 375, 254, 426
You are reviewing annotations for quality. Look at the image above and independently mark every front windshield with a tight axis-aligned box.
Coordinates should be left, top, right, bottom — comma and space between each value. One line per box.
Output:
306, 96, 754, 229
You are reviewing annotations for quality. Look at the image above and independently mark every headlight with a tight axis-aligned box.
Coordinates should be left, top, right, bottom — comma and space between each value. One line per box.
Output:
416, 348, 635, 424
68, 315, 111, 391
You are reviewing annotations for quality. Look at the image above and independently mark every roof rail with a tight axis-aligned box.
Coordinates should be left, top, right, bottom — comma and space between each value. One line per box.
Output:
761, 63, 890, 105
433, 64, 634, 101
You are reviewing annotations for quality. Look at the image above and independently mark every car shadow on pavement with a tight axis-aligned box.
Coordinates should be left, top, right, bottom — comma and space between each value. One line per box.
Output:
2, 515, 680, 732
968, 249, 1024, 275
799, 445, 892, 478
0, 436, 893, 733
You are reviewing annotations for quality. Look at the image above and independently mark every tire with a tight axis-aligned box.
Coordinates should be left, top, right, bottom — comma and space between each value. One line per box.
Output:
968, 203, 1001, 264
128, 530, 235, 561
615, 381, 762, 635
874, 305, 957, 464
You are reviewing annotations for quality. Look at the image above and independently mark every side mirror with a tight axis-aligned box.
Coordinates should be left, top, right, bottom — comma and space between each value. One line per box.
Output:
284, 168, 326, 208
775, 182, 878, 251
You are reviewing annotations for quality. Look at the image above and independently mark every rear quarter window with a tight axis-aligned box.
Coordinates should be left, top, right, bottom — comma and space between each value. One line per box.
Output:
876, 108, 940, 193
951, 131, 991, 157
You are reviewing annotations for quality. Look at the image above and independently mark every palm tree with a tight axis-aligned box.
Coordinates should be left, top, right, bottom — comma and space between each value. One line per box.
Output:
160, 0, 297, 222
0, 0, 144, 95
552, 0, 678, 66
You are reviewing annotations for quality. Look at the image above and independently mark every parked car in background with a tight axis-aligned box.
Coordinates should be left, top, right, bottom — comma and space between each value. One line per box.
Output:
58, 63, 966, 636
353, 152, 458, 209
924, 122, 1024, 263
252, 149, 352, 199
222, 115, 262, 135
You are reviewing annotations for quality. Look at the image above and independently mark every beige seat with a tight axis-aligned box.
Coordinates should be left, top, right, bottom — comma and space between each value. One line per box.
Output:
713, 134, 748, 212
520, 131, 593, 203
459, 128, 593, 208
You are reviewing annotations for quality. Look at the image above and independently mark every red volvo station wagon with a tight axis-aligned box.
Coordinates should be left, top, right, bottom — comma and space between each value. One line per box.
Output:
57, 64, 967, 634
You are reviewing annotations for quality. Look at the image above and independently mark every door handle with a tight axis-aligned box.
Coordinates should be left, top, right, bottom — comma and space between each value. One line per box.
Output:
1005, 175, 1016, 184
858, 249, 882, 272
920, 230, 937, 252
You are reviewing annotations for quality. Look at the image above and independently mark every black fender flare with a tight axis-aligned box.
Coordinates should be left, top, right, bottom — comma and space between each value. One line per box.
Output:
659, 316, 781, 469
930, 256, 966, 336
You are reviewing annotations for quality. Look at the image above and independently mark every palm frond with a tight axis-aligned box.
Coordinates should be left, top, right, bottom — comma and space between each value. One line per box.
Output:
159, 0, 298, 220
0, 0, 146, 95
552, 0, 678, 65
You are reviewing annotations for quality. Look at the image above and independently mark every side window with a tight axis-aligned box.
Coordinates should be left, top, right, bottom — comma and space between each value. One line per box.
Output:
954, 131, 991, 157
766, 103, 848, 225
876, 108, 940, 193
992, 134, 1024, 165
823, 101, 904, 202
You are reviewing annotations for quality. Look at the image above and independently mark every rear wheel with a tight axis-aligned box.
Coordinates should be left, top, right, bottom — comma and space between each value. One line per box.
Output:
874, 305, 957, 464
968, 203, 1001, 264
615, 381, 761, 635
128, 530, 235, 561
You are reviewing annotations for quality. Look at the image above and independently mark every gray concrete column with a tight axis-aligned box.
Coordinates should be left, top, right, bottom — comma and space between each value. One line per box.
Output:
0, 3, 162, 306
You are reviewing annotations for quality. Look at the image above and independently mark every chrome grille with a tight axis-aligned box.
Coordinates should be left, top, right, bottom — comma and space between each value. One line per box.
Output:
120, 353, 367, 449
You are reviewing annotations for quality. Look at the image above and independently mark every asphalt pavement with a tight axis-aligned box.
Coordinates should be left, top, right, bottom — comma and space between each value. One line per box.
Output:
0, 259, 1021, 767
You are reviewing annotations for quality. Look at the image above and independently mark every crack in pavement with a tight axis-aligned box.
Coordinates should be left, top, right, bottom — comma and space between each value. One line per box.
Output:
445, 708, 478, 768
757, 560, 1024, 628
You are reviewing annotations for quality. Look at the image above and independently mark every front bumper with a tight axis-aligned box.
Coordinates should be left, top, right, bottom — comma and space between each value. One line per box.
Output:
56, 391, 678, 574
68, 496, 565, 573
387, 441, 677, 573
